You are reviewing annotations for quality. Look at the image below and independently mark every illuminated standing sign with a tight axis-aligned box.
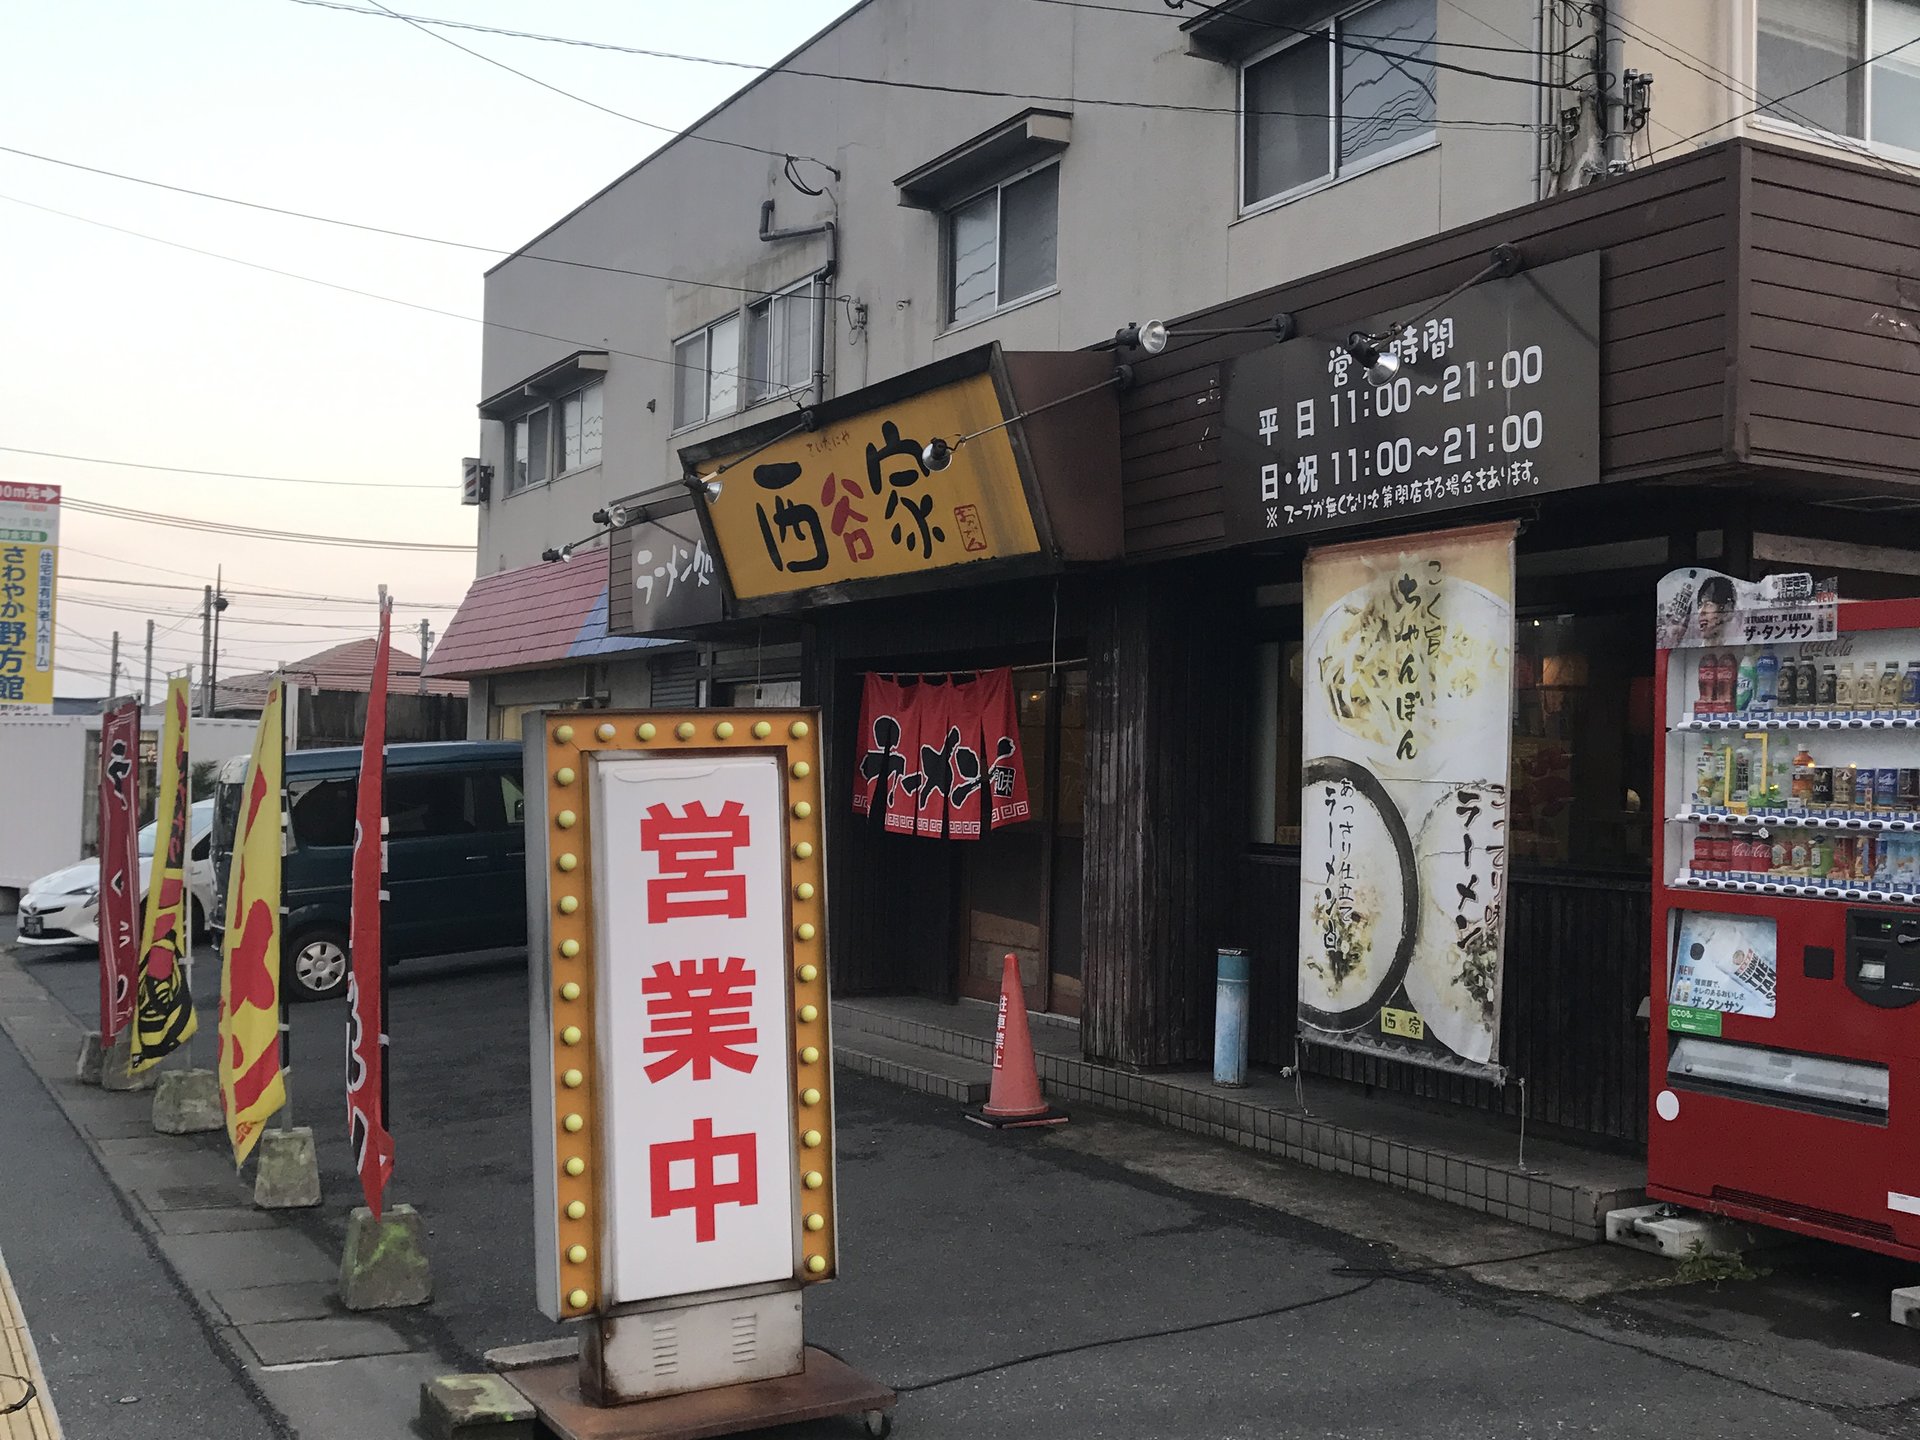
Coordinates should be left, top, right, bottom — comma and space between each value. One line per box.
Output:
530, 712, 835, 1321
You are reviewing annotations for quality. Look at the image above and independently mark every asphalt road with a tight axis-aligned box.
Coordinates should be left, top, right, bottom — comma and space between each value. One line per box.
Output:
0, 984, 287, 1439
13, 931, 1920, 1438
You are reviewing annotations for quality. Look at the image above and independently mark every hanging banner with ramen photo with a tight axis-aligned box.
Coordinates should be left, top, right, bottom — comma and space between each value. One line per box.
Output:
1298, 522, 1516, 1080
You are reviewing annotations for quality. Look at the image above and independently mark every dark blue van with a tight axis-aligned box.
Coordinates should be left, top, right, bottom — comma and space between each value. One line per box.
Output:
213, 742, 528, 1001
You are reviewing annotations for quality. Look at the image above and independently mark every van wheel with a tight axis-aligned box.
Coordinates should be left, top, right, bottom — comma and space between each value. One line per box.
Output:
286, 926, 351, 1002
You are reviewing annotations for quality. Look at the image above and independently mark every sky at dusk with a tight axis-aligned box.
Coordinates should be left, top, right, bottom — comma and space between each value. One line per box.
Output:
0, 0, 854, 697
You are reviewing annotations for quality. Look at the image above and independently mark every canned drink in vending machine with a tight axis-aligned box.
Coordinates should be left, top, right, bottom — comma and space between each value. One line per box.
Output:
1901, 768, 1920, 822
1879, 769, 1900, 817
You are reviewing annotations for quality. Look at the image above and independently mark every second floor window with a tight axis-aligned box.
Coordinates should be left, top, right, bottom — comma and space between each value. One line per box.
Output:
1757, 0, 1920, 153
946, 162, 1060, 328
507, 379, 602, 496
1241, 0, 1437, 211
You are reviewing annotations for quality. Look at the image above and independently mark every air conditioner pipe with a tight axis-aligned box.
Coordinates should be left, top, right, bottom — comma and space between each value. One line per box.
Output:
760, 199, 838, 409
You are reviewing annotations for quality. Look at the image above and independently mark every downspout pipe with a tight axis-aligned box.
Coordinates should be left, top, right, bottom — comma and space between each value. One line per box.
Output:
760, 199, 838, 408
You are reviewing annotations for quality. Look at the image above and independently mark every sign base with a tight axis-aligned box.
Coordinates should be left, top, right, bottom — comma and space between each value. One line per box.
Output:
510, 1346, 895, 1440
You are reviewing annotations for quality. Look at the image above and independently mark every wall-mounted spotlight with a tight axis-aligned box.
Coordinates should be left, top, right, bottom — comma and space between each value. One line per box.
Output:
1111, 313, 1294, 356
701, 476, 724, 502
589, 503, 632, 529
920, 437, 954, 472
1346, 333, 1402, 386
542, 543, 575, 563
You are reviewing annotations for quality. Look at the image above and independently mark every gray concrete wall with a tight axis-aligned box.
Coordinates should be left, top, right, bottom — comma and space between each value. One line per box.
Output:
471, 0, 1912, 581
475, 0, 1547, 575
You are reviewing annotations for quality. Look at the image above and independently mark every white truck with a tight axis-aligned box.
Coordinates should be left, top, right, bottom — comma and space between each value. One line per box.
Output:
0, 712, 258, 903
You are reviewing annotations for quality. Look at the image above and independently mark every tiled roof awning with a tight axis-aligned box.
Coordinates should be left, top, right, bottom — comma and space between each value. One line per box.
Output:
426, 554, 672, 679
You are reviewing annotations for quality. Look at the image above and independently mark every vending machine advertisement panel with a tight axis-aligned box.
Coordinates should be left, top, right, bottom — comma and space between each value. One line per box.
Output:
1652, 578, 1920, 1258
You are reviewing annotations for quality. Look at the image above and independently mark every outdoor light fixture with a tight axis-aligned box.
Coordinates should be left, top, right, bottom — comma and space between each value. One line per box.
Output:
1347, 333, 1402, 386
1113, 319, 1170, 355
702, 476, 724, 502
920, 437, 953, 472
590, 503, 632, 529
1111, 313, 1294, 356
1343, 243, 1526, 386
542, 543, 575, 563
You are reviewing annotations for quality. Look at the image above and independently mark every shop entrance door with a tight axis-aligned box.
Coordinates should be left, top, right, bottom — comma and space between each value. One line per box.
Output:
956, 667, 1085, 1017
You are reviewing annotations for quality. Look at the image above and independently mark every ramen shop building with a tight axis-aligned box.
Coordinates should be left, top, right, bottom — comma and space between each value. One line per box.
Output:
433, 0, 1920, 1204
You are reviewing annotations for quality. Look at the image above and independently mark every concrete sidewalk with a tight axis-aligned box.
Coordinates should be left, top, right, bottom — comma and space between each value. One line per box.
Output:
834, 995, 1647, 1240
0, 941, 445, 1440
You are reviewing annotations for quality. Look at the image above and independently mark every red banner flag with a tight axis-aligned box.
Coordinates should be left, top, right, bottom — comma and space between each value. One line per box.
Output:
981, 668, 1031, 831
97, 698, 141, 1043
347, 600, 395, 1218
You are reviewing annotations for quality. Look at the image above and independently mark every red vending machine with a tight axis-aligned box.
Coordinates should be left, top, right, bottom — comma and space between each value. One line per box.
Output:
1651, 591, 1920, 1258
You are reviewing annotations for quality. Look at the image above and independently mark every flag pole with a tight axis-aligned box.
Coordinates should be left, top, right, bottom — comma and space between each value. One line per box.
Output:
376, 588, 391, 1145
183, 666, 195, 1075
278, 673, 294, 1132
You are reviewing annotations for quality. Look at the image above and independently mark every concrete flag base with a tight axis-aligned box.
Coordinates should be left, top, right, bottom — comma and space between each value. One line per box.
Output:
340, 1203, 433, 1311
75, 1030, 105, 1086
153, 1068, 223, 1134
254, 1126, 322, 1209
99, 1029, 158, 1092
419, 1373, 535, 1440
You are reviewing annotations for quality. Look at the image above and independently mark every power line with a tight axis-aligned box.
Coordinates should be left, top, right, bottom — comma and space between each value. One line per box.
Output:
57, 571, 460, 607
60, 547, 465, 606
1644, 31, 1920, 162
340, 0, 838, 170
1610, 14, 1916, 180
286, 0, 1549, 123
0, 443, 442, 491
0, 145, 791, 298
58, 593, 392, 633
63, 495, 474, 552
0, 192, 805, 395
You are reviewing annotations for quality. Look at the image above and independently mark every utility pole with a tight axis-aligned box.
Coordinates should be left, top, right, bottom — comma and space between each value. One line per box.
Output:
142, 619, 154, 706
108, 630, 121, 699
200, 584, 214, 715
418, 618, 432, 695
209, 566, 228, 716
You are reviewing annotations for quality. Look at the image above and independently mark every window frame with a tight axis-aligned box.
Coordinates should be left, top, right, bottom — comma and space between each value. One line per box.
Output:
672, 280, 822, 433
1236, 0, 1440, 218
940, 158, 1063, 332
502, 377, 604, 499
744, 277, 818, 407
1751, 0, 1920, 163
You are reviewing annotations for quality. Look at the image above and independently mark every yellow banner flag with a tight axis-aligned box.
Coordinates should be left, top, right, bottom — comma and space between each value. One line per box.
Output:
219, 681, 286, 1164
130, 676, 198, 1071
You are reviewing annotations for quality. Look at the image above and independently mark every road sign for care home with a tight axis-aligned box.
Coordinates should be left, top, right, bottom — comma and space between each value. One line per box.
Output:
0, 482, 59, 714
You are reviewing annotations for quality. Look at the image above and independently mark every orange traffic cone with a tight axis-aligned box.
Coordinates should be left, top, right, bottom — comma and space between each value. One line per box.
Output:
965, 953, 1069, 1129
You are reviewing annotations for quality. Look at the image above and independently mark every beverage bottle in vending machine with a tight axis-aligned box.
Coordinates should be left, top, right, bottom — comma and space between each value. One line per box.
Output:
1717, 652, 1739, 713
1904, 661, 1920, 713
1799, 659, 1820, 715
1755, 646, 1779, 713
1791, 746, 1815, 810
1881, 662, 1903, 714
1819, 663, 1839, 711
1696, 653, 1716, 716
1736, 650, 1758, 716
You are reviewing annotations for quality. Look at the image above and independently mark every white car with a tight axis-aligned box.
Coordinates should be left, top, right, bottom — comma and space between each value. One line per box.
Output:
15, 799, 217, 948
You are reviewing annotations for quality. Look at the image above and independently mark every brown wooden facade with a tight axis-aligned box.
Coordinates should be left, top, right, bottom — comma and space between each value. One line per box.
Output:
637, 139, 1920, 1149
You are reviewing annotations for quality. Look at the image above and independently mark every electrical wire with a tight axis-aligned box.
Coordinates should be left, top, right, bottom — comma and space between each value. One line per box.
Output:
1610, 14, 1918, 182
0, 144, 791, 298
299, 0, 1552, 59
1643, 31, 1920, 163
0, 192, 797, 397
56, 570, 460, 607
62, 496, 473, 552
1154, 0, 1565, 87
283, 0, 1541, 128
0, 1372, 36, 1417
892, 1241, 1599, 1394
346, 0, 837, 171
0, 443, 441, 491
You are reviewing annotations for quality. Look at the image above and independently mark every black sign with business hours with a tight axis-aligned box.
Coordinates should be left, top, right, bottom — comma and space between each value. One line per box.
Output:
1218, 252, 1600, 540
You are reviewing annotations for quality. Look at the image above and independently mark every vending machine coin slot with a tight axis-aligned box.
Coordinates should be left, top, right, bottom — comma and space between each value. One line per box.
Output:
1845, 909, 1920, 1009
1804, 945, 1835, 981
